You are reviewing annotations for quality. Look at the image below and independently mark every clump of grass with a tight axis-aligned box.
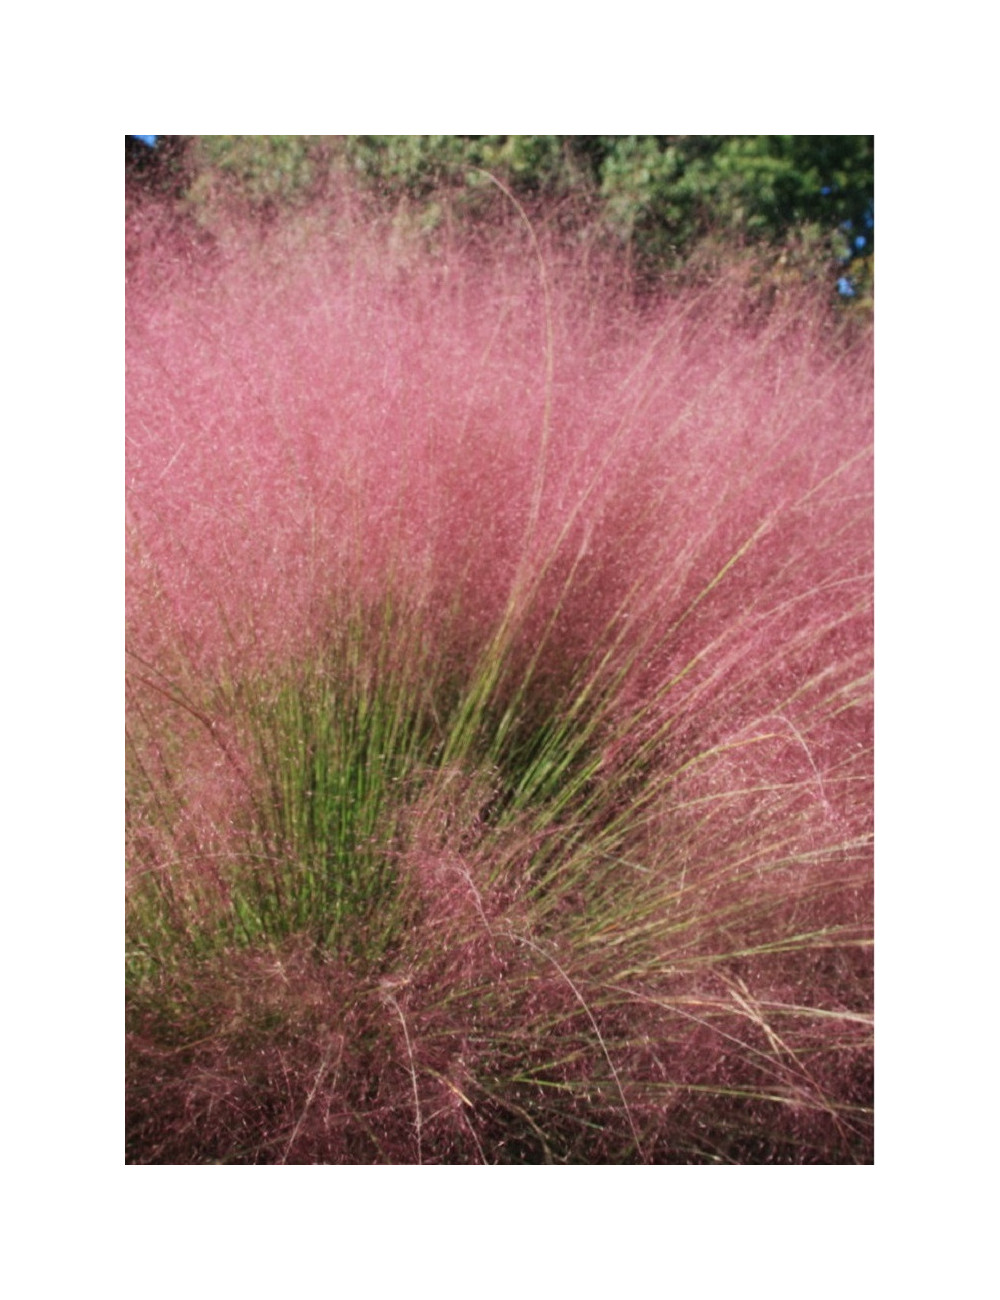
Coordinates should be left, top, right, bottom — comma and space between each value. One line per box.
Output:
126, 196, 873, 1163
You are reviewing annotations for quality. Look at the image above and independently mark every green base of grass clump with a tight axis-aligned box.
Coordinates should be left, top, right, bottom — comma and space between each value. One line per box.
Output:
127, 595, 872, 1164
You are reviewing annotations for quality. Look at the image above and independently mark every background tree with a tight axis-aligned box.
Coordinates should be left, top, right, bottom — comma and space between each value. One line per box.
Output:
127, 135, 873, 304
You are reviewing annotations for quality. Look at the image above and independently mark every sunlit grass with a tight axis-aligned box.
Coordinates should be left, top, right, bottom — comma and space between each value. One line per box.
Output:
125, 198, 873, 1163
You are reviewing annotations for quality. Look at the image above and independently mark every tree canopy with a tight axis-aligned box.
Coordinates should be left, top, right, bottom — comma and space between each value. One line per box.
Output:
127, 135, 874, 306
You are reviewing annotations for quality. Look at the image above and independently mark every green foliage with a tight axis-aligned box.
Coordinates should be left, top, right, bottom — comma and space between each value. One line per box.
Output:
594, 135, 873, 278
126, 591, 610, 971
344, 134, 473, 199
342, 135, 584, 200
185, 135, 330, 214
160, 135, 872, 300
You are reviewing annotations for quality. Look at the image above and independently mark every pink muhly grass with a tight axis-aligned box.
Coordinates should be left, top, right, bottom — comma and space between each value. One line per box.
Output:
126, 199, 873, 1163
